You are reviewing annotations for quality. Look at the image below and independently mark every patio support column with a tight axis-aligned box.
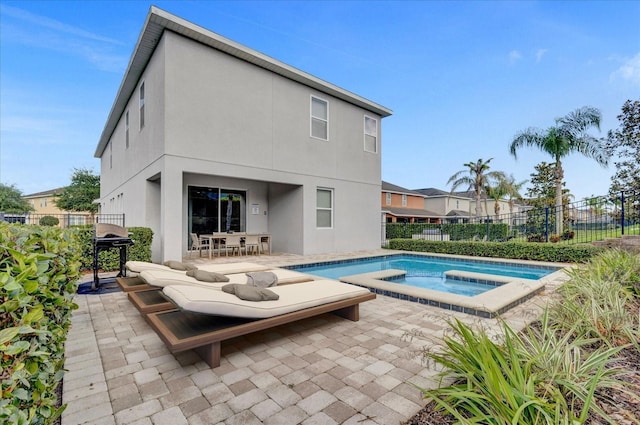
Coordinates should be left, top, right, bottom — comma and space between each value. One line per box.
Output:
160, 166, 183, 262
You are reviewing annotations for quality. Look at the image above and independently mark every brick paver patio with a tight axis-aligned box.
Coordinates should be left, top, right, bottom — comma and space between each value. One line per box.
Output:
62, 250, 567, 424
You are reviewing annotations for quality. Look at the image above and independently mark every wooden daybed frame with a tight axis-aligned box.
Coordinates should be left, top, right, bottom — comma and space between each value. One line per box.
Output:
117, 276, 152, 292
145, 291, 376, 368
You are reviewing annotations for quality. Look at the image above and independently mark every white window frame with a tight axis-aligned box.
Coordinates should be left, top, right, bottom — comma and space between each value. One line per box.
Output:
125, 111, 129, 148
364, 115, 378, 153
385, 192, 391, 205
310, 96, 328, 141
316, 187, 333, 229
139, 82, 145, 130
402, 194, 407, 207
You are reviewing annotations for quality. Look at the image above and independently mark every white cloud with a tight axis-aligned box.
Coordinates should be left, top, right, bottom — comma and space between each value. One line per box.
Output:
509, 50, 522, 65
535, 48, 548, 63
610, 52, 640, 86
0, 4, 127, 72
1, 4, 121, 44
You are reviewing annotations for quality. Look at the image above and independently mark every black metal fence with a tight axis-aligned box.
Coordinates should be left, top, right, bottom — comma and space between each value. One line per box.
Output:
383, 190, 640, 246
0, 213, 126, 228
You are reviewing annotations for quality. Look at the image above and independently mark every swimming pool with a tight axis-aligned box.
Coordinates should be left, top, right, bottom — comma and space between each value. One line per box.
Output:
287, 254, 556, 295
287, 253, 565, 317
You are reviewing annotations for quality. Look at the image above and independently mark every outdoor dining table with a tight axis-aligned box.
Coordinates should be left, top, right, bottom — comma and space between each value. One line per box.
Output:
201, 233, 271, 259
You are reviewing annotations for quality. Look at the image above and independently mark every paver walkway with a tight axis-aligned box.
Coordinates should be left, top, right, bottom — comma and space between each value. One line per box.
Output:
62, 250, 567, 424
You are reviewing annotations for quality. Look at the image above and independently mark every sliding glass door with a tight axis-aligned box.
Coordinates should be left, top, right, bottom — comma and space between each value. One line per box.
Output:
188, 186, 246, 246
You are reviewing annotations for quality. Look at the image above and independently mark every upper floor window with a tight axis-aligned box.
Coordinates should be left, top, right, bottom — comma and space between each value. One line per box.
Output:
109, 142, 113, 169
316, 188, 333, 228
402, 194, 407, 207
364, 115, 378, 153
125, 111, 130, 148
139, 82, 145, 130
311, 96, 328, 140
385, 192, 391, 205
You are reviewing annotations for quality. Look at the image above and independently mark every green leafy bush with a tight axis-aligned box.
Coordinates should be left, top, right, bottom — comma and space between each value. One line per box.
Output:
550, 249, 640, 346
75, 226, 153, 271
420, 316, 625, 424
385, 223, 509, 241
38, 216, 59, 227
0, 222, 81, 424
387, 239, 602, 263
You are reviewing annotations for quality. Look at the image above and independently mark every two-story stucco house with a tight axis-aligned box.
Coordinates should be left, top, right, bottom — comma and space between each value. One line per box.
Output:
94, 7, 392, 262
380, 181, 440, 223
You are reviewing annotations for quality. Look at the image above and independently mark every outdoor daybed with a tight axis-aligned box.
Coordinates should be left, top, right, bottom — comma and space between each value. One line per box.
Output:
118, 261, 271, 292
127, 268, 316, 314
145, 280, 376, 368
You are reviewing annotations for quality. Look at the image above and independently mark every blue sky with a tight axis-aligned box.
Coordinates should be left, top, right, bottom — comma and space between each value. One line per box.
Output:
1, 1, 638, 200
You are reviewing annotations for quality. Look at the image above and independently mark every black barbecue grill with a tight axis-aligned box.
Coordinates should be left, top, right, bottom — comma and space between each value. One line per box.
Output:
92, 223, 134, 290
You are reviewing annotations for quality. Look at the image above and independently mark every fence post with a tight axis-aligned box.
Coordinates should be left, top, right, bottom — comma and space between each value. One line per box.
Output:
544, 207, 549, 242
485, 216, 490, 240
621, 191, 625, 236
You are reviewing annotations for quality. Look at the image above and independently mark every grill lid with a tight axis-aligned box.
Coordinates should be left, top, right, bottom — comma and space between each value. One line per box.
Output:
95, 223, 128, 238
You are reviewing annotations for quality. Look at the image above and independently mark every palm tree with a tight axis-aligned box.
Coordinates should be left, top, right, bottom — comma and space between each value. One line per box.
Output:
447, 158, 505, 218
504, 174, 527, 215
509, 106, 608, 235
485, 179, 509, 220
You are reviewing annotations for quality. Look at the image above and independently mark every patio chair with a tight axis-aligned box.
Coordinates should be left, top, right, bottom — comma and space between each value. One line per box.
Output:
221, 234, 243, 256
243, 234, 261, 255
190, 233, 210, 258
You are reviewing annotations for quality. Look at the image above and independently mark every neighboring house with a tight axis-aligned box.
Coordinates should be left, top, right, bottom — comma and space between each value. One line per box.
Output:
413, 187, 473, 223
22, 188, 92, 226
23, 188, 65, 215
414, 188, 515, 223
94, 7, 392, 262
381, 181, 440, 223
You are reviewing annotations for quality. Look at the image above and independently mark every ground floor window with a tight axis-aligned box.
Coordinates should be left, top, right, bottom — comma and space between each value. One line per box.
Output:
188, 186, 246, 246
316, 188, 333, 228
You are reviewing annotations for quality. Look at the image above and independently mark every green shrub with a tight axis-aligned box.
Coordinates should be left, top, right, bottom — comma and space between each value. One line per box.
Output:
419, 316, 625, 424
38, 216, 59, 227
387, 239, 602, 263
550, 249, 640, 347
385, 222, 509, 241
0, 222, 81, 424
75, 225, 153, 271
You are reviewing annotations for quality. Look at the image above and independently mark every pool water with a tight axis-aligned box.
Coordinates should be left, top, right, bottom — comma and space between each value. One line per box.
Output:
288, 255, 557, 297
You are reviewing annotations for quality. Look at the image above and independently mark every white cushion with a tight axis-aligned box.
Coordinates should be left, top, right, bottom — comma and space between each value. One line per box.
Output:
126, 261, 170, 273
163, 279, 371, 318
140, 268, 312, 289
126, 261, 269, 274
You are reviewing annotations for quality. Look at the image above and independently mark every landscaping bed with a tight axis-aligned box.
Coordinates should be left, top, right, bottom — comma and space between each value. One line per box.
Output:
402, 249, 640, 425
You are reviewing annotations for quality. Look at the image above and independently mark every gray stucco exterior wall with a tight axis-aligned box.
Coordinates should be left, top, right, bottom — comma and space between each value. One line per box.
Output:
96, 8, 391, 261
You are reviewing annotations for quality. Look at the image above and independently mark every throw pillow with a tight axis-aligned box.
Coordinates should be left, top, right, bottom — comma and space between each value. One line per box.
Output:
186, 269, 230, 282
222, 283, 279, 301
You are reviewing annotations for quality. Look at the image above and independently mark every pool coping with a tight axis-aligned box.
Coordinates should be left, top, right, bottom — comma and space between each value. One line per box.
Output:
287, 251, 573, 318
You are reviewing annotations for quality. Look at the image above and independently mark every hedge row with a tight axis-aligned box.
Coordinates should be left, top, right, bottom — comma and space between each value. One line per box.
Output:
0, 223, 81, 424
386, 223, 510, 241
387, 239, 603, 263
75, 226, 153, 271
